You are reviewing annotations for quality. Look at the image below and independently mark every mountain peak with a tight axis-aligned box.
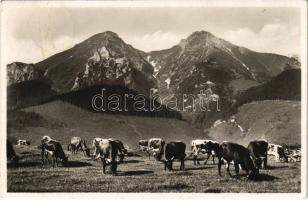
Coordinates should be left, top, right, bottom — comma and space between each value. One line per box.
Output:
92, 30, 119, 38
190, 30, 213, 37
100, 30, 119, 38
177, 30, 219, 49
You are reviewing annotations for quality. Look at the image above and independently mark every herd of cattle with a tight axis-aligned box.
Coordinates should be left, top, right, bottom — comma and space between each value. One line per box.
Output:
7, 136, 301, 180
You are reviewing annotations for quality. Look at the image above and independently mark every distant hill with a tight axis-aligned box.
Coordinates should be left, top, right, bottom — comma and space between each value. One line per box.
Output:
58, 84, 181, 119
7, 100, 203, 148
206, 100, 301, 146
7, 80, 56, 110
234, 68, 301, 107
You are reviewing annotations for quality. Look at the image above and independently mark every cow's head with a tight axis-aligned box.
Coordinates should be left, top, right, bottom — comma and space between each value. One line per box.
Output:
163, 156, 174, 170
153, 149, 163, 161
252, 157, 262, 169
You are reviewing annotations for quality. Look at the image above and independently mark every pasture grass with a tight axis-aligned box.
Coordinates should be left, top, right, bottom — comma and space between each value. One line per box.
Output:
7, 145, 301, 193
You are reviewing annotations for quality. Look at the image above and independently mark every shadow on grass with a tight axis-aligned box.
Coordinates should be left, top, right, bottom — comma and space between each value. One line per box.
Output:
251, 173, 278, 182
185, 166, 215, 171
65, 161, 92, 167
123, 159, 143, 164
157, 183, 191, 191
265, 165, 288, 170
7, 161, 41, 168
126, 152, 142, 157
117, 170, 154, 176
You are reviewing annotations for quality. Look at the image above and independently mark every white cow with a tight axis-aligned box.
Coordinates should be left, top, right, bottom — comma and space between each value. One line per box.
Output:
148, 138, 165, 160
92, 138, 113, 159
267, 143, 288, 162
17, 139, 30, 146
288, 149, 301, 162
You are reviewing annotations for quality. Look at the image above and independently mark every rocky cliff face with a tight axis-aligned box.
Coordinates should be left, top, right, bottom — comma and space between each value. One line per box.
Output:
35, 31, 156, 95
7, 62, 45, 85
148, 31, 299, 99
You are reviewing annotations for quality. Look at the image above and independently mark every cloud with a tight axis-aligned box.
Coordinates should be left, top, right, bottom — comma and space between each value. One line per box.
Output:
222, 22, 300, 57
4, 33, 86, 64
124, 31, 187, 52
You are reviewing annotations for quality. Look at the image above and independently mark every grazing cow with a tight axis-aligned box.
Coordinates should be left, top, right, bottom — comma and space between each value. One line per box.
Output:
139, 140, 149, 151
68, 137, 90, 157
148, 138, 165, 160
113, 139, 127, 162
288, 149, 301, 162
203, 140, 220, 164
162, 141, 186, 171
7, 140, 19, 165
92, 138, 113, 159
247, 140, 268, 169
218, 141, 259, 179
17, 140, 30, 146
93, 139, 119, 175
268, 143, 288, 162
92, 138, 126, 162
191, 139, 218, 165
41, 137, 68, 167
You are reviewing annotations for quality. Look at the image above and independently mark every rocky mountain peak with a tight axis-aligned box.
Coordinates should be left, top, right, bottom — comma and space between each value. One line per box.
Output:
7, 62, 46, 85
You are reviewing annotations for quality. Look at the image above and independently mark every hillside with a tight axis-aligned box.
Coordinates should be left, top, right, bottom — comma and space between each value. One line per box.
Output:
7, 80, 56, 110
207, 100, 301, 146
7, 100, 203, 148
234, 68, 301, 107
58, 84, 181, 119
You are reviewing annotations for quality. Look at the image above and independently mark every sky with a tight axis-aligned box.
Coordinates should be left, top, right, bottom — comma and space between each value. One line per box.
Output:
2, 6, 302, 64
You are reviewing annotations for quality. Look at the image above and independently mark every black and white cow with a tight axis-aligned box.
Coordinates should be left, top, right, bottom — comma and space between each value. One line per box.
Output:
41, 137, 68, 167
191, 139, 219, 165
148, 138, 165, 160
268, 143, 288, 162
93, 139, 119, 175
17, 140, 30, 146
68, 137, 91, 157
138, 140, 149, 151
92, 138, 127, 162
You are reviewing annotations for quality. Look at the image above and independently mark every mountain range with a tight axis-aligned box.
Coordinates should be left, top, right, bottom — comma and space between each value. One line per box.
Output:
6, 30, 301, 146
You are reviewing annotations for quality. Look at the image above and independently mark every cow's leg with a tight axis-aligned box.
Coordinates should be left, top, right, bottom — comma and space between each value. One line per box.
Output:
212, 155, 215, 164
226, 161, 232, 177
204, 153, 210, 165
180, 158, 185, 170
218, 158, 223, 176
275, 154, 280, 162
148, 151, 151, 160
102, 159, 106, 174
193, 155, 197, 165
263, 156, 268, 169
234, 163, 240, 179
111, 162, 117, 176
284, 154, 288, 163
52, 157, 55, 168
